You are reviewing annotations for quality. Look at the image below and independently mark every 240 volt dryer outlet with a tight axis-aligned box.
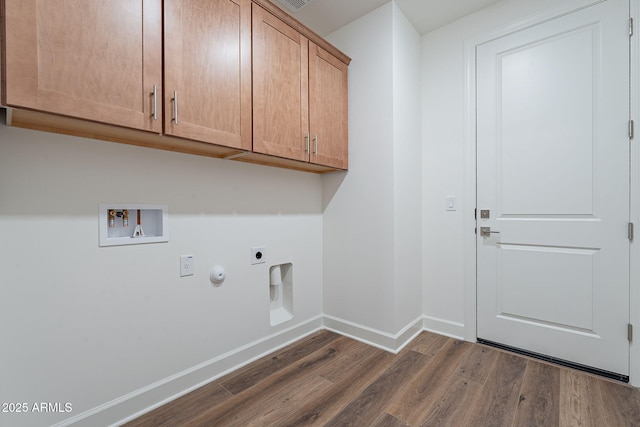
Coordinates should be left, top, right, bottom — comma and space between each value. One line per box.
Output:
180, 255, 194, 276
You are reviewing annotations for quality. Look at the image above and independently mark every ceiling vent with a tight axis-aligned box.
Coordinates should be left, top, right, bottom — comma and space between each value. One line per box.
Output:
275, 0, 312, 13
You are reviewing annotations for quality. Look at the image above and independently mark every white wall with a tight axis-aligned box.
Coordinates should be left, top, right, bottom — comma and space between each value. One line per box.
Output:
0, 124, 324, 426
391, 1, 423, 332
323, 1, 422, 343
421, 0, 571, 338
322, 3, 396, 334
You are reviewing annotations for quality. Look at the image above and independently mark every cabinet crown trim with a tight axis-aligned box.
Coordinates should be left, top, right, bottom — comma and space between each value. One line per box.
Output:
251, 0, 352, 65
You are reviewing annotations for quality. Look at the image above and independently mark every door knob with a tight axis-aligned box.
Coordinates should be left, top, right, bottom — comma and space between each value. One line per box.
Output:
480, 227, 500, 237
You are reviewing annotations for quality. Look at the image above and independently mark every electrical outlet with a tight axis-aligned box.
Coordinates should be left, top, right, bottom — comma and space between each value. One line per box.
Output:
180, 255, 194, 277
251, 247, 266, 265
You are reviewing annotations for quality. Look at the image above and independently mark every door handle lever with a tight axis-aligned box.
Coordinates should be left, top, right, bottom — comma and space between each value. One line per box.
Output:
480, 227, 500, 237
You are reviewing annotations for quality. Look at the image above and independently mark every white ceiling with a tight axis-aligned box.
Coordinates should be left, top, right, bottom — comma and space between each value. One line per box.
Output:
276, 0, 503, 36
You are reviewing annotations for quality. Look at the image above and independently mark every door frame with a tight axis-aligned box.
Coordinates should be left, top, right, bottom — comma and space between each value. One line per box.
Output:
630, 0, 640, 389
462, 0, 639, 386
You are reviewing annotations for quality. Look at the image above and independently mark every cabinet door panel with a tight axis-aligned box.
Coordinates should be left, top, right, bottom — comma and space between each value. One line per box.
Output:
309, 42, 348, 169
164, 0, 251, 150
3, 0, 162, 133
252, 4, 309, 162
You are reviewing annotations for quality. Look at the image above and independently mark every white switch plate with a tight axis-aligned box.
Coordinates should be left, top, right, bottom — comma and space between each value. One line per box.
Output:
446, 196, 457, 211
180, 255, 194, 277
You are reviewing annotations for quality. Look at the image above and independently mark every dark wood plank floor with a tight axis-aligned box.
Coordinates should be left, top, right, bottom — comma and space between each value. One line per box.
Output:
124, 330, 640, 426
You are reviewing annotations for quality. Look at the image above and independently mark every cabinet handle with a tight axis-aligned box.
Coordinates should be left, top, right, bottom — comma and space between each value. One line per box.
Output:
172, 91, 179, 125
313, 134, 318, 156
305, 132, 310, 154
152, 85, 158, 121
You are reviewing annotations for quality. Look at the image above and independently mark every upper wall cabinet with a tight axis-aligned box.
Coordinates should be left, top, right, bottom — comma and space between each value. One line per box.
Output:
252, 5, 309, 163
164, 0, 252, 150
252, 3, 349, 170
1, 0, 350, 173
2, 0, 163, 134
309, 42, 348, 170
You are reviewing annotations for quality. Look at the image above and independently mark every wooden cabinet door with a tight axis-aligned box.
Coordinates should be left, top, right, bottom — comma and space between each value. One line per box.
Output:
164, 0, 251, 150
309, 42, 348, 170
2, 0, 162, 133
252, 4, 309, 162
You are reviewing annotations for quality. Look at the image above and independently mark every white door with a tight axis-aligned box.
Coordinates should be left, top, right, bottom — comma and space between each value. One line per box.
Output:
477, 0, 630, 376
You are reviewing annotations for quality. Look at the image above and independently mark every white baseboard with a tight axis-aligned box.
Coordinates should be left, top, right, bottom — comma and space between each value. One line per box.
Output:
56, 316, 323, 427
422, 315, 465, 340
57, 314, 464, 426
323, 315, 424, 353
